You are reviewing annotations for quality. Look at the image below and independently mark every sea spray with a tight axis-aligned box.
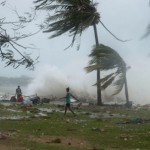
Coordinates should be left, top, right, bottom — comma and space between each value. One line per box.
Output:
25, 65, 96, 101
25, 65, 68, 97
24, 63, 150, 105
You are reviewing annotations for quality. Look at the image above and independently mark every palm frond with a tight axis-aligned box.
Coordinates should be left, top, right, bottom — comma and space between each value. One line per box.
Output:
100, 73, 115, 84
112, 74, 125, 95
86, 44, 128, 95
88, 44, 126, 71
85, 64, 101, 73
46, 13, 65, 22
101, 76, 116, 90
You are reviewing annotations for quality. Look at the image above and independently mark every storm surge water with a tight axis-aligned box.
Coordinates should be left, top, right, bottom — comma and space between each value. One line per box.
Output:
25, 65, 96, 102
25, 61, 150, 105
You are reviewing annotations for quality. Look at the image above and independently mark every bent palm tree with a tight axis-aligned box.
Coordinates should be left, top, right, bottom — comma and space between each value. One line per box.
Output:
34, 0, 103, 105
85, 44, 130, 106
34, 0, 127, 105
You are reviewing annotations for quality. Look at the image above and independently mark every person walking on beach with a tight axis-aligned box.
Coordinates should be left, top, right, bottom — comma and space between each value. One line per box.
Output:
63, 87, 80, 116
16, 85, 22, 101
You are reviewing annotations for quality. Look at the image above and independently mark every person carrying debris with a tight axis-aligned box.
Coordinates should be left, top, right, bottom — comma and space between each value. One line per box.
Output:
16, 85, 22, 102
62, 87, 81, 116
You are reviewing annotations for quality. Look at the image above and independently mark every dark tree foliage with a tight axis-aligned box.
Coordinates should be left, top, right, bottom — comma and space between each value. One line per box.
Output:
34, 0, 100, 50
0, 0, 39, 70
34, 0, 128, 50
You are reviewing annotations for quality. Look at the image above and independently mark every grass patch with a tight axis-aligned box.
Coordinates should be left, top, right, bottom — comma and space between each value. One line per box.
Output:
0, 102, 150, 149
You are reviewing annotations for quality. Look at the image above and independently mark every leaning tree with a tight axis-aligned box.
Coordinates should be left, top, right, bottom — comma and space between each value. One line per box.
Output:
85, 44, 130, 106
34, 0, 127, 105
0, 1, 39, 70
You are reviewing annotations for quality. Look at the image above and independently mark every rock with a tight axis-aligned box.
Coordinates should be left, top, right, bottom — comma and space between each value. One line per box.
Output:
41, 98, 50, 103
30, 96, 40, 105
0, 133, 7, 140
10, 96, 17, 102
51, 138, 61, 143
91, 127, 100, 132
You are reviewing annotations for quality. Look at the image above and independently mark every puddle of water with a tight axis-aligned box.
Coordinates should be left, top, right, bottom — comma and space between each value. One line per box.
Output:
89, 113, 126, 119
6, 108, 21, 113
0, 102, 13, 107
38, 108, 58, 113
0, 116, 29, 120
34, 112, 48, 117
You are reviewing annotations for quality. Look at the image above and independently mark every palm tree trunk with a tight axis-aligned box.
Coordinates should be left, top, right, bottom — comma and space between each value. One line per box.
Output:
93, 24, 102, 106
124, 72, 130, 107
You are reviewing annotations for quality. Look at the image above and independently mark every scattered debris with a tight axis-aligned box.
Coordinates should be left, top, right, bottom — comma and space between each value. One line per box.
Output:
91, 127, 100, 132
10, 96, 17, 102
67, 128, 77, 132
120, 134, 129, 140
51, 138, 61, 143
0, 132, 7, 140
116, 117, 144, 124
30, 135, 89, 148
41, 98, 50, 103
87, 147, 98, 150
91, 127, 105, 132
22, 99, 33, 107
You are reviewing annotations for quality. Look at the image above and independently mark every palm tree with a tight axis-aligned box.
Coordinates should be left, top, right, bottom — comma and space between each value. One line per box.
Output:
34, 0, 102, 105
34, 0, 127, 105
85, 44, 130, 106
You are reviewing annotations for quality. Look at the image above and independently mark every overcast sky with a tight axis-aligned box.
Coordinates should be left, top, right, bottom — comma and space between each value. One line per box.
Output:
1, 0, 150, 104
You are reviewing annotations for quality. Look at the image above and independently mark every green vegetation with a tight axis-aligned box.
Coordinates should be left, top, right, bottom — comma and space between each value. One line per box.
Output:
85, 44, 130, 106
0, 103, 150, 150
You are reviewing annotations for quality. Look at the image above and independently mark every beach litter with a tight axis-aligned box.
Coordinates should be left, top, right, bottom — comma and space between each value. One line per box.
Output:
0, 132, 7, 140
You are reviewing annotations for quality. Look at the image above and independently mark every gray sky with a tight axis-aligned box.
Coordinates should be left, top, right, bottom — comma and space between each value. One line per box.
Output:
1, 0, 150, 104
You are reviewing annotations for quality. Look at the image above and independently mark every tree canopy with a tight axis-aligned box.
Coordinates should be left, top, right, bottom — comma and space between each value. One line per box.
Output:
34, 0, 100, 50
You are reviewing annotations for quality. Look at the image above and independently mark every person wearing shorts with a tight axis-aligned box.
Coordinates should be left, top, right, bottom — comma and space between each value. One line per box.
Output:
64, 87, 80, 116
